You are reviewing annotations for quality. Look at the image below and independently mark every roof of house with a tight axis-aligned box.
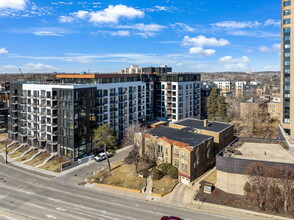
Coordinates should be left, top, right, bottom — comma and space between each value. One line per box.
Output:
173, 118, 232, 133
147, 126, 212, 147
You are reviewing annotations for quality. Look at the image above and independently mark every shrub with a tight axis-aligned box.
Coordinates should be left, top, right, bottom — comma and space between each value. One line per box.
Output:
167, 166, 178, 179
157, 163, 178, 179
158, 163, 170, 175
151, 168, 163, 180
139, 169, 149, 178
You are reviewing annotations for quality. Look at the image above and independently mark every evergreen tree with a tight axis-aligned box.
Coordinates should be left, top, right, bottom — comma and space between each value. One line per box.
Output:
216, 95, 229, 122
207, 88, 219, 121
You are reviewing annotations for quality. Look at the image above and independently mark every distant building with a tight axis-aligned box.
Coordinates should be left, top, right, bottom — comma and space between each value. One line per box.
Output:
139, 126, 214, 184
119, 65, 142, 74
142, 65, 172, 74
267, 94, 281, 119
169, 118, 234, 154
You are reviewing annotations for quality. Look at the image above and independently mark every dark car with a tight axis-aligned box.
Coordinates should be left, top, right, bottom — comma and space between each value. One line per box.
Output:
161, 216, 182, 220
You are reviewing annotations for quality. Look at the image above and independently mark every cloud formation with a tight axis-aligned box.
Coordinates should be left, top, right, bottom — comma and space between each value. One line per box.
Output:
0, 0, 27, 10
0, 63, 60, 73
219, 56, 251, 71
212, 21, 261, 29
59, 4, 144, 24
259, 44, 280, 53
183, 35, 230, 47
0, 48, 8, 54
189, 47, 216, 56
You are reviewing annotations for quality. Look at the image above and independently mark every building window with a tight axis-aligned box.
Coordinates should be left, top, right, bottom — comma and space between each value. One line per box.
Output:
285, 36, 291, 41
284, 9, 291, 15
285, 44, 291, 49
285, 53, 291, 57
284, 19, 291, 24
285, 61, 291, 65
285, 27, 291, 33
174, 148, 179, 157
174, 159, 179, 168
284, 1, 291, 7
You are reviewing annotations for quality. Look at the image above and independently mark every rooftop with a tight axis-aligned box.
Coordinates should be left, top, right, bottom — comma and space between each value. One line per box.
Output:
147, 126, 212, 147
232, 142, 294, 164
173, 118, 232, 133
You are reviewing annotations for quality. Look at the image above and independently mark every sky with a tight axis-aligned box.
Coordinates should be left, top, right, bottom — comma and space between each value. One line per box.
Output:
0, 0, 281, 73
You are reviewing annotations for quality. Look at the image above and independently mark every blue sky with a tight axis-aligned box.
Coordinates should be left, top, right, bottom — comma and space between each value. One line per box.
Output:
0, 0, 280, 73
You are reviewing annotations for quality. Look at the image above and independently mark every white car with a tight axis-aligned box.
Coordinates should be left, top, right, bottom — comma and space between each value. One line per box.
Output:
94, 152, 111, 162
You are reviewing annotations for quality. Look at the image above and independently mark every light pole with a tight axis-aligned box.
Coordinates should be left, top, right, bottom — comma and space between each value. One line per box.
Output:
5, 143, 7, 164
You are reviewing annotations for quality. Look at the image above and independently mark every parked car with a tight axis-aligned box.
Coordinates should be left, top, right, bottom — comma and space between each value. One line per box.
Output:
94, 152, 112, 162
161, 216, 183, 220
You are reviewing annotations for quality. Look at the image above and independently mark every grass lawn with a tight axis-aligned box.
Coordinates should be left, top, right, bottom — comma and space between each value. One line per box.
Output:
152, 176, 178, 194
9, 146, 29, 158
91, 161, 146, 191
40, 157, 69, 173
25, 152, 50, 167
203, 170, 217, 185
15, 149, 38, 162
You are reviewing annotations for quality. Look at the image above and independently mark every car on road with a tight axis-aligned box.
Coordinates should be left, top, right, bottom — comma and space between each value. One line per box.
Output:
94, 152, 112, 162
161, 216, 183, 220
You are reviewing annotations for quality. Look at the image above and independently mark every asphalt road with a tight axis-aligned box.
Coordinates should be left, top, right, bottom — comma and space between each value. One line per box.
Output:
0, 150, 236, 220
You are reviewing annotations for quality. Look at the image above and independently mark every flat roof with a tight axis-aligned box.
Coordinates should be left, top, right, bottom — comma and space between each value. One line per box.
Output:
173, 118, 232, 133
148, 126, 212, 147
56, 74, 139, 79
232, 143, 294, 164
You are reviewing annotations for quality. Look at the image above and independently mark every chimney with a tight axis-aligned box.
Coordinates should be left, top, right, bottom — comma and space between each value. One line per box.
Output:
204, 119, 208, 127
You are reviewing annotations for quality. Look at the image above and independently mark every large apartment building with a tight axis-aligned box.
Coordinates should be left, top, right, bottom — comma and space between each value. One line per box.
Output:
8, 72, 201, 160
281, 0, 294, 138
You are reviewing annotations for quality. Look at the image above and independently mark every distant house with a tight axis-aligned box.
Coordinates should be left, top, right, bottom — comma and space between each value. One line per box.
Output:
169, 118, 234, 153
139, 126, 214, 184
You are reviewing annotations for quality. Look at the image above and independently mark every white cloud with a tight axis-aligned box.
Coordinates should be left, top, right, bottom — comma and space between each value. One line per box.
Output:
259, 43, 280, 53
0, 0, 27, 10
89, 4, 144, 24
0, 48, 8, 54
110, 30, 130, 36
33, 31, 63, 36
0, 63, 60, 73
59, 15, 74, 23
146, 6, 176, 13
183, 35, 230, 47
212, 21, 261, 29
219, 56, 250, 71
264, 19, 280, 27
228, 30, 280, 38
171, 23, 195, 32
59, 5, 144, 24
189, 47, 216, 56
117, 23, 166, 32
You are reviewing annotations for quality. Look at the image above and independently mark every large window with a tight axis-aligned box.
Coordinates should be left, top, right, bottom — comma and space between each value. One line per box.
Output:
284, 1, 291, 7
284, 19, 291, 24
284, 9, 291, 15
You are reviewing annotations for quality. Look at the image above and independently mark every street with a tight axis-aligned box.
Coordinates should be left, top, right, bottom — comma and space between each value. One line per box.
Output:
0, 149, 235, 220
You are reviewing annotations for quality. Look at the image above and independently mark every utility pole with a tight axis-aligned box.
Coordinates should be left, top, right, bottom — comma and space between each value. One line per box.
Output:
5, 142, 8, 164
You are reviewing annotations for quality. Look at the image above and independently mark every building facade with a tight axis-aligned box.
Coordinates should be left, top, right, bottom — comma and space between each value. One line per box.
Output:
8, 73, 202, 160
9, 74, 146, 160
140, 126, 214, 184
281, 0, 294, 138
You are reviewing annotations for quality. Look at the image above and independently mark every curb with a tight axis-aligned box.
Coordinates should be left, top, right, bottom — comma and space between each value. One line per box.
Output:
191, 200, 294, 220
93, 182, 141, 193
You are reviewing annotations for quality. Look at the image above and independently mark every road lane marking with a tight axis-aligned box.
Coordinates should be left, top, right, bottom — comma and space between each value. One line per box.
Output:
55, 207, 66, 212
46, 215, 57, 219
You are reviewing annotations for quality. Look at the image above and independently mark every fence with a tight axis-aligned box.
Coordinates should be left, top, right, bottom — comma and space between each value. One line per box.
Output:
61, 155, 94, 171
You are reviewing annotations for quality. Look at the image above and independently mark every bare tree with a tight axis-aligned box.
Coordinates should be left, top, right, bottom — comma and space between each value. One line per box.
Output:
123, 122, 146, 173
145, 137, 158, 166
245, 162, 272, 209
275, 165, 294, 212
